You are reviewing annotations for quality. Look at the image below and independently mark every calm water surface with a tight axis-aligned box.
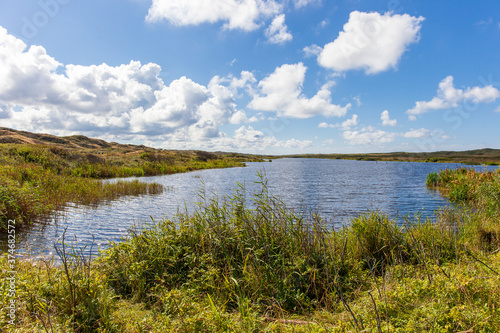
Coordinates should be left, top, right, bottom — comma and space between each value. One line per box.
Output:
5, 159, 497, 257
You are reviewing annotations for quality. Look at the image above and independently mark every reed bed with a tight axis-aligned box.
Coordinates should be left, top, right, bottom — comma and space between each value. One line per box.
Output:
2, 168, 499, 332
427, 167, 500, 251
0, 143, 256, 230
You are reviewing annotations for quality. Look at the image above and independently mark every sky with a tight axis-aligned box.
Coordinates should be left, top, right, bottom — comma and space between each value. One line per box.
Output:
0, 0, 499, 154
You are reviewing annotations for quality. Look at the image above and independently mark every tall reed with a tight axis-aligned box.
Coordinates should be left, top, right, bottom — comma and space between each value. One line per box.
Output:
2, 169, 500, 331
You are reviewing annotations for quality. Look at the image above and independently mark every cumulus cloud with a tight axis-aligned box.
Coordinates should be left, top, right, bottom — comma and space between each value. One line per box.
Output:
0, 26, 323, 152
283, 138, 313, 149
228, 71, 257, 93
402, 128, 431, 139
0, 27, 63, 106
340, 114, 358, 129
231, 125, 278, 148
294, 0, 321, 9
265, 14, 293, 44
318, 114, 357, 129
209, 126, 312, 151
303, 44, 322, 58
317, 109, 439, 147
406, 76, 500, 119
341, 125, 444, 146
318, 122, 334, 128
149, 119, 310, 153
380, 110, 397, 126
248, 62, 350, 118
229, 110, 249, 124
0, 25, 248, 146
343, 126, 397, 145
130, 76, 235, 138
316, 11, 424, 74
146, 0, 281, 31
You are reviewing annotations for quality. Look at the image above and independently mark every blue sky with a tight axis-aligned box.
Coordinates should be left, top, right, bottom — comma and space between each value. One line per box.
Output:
0, 0, 499, 154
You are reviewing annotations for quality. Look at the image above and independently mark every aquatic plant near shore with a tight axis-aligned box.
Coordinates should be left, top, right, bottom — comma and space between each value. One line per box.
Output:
2, 169, 500, 331
0, 143, 260, 230
427, 167, 500, 251
100, 175, 473, 317
0, 164, 164, 231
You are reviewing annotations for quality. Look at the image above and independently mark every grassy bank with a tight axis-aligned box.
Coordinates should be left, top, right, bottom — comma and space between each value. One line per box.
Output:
280, 149, 500, 165
1, 168, 499, 332
0, 140, 262, 230
426, 167, 500, 251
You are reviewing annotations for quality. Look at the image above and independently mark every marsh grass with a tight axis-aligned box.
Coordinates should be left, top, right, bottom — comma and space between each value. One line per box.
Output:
0, 142, 260, 230
0, 163, 165, 231
1, 169, 500, 331
427, 167, 500, 251
97, 172, 499, 330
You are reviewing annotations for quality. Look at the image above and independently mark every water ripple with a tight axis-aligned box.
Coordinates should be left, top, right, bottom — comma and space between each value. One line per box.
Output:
3, 159, 496, 258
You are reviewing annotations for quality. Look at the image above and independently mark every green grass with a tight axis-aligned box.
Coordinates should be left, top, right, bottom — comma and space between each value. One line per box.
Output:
0, 145, 165, 230
0, 143, 264, 230
426, 167, 500, 251
1, 168, 500, 332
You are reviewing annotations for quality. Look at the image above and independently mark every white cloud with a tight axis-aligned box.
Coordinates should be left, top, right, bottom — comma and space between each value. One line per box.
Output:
0, 26, 330, 153
146, 0, 281, 31
318, 114, 357, 129
343, 126, 397, 145
340, 114, 358, 129
294, 0, 321, 9
319, 19, 329, 29
317, 11, 424, 74
229, 110, 263, 124
0, 25, 247, 145
185, 125, 313, 151
226, 71, 257, 95
283, 138, 313, 149
265, 14, 293, 44
229, 110, 249, 124
407, 76, 500, 119
318, 122, 333, 128
303, 44, 322, 58
248, 62, 350, 118
231, 125, 278, 148
0, 27, 63, 106
380, 110, 397, 126
495, 106, 500, 113
402, 128, 431, 139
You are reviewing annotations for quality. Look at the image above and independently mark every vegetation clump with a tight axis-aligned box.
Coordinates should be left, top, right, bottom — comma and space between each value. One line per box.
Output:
0, 144, 167, 230
0, 130, 263, 230
427, 167, 500, 251
1, 167, 500, 331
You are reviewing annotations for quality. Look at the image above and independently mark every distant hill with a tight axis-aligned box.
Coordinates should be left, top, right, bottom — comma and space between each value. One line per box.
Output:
281, 149, 500, 165
0, 127, 142, 151
1, 127, 499, 165
0, 127, 264, 162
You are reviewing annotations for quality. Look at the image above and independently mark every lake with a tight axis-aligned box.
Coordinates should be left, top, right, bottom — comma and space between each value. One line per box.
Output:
4, 158, 497, 257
